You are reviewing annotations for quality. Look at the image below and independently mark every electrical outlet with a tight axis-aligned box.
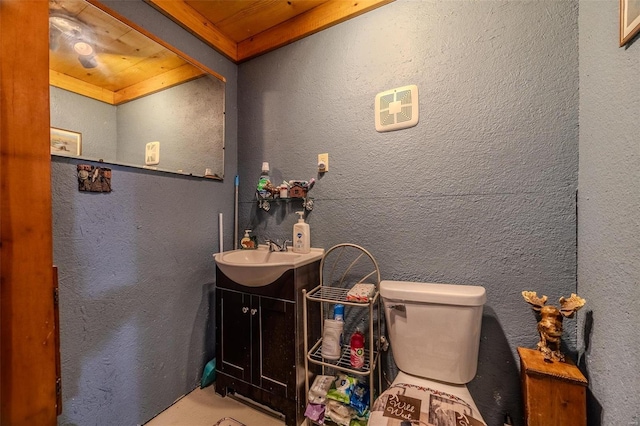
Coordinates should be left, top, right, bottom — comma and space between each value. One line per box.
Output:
145, 141, 160, 165
318, 153, 329, 172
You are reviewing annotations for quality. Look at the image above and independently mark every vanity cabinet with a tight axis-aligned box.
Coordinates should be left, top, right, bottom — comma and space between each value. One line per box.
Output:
215, 261, 321, 426
216, 289, 295, 395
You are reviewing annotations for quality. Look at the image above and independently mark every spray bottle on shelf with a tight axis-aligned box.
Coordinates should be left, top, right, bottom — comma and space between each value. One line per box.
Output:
292, 211, 310, 253
350, 327, 365, 369
333, 304, 344, 321
256, 162, 271, 198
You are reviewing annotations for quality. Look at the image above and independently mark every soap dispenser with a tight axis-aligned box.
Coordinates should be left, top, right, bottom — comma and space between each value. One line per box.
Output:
292, 211, 310, 254
240, 229, 257, 250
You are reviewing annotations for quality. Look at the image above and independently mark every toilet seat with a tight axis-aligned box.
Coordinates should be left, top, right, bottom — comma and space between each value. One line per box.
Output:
367, 372, 485, 426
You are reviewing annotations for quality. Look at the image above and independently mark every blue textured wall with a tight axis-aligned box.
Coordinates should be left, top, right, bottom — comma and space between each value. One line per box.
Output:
578, 1, 640, 424
237, 1, 578, 425
52, 1, 237, 424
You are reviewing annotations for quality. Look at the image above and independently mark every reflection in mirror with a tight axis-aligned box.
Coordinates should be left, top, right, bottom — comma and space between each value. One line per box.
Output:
49, 0, 225, 179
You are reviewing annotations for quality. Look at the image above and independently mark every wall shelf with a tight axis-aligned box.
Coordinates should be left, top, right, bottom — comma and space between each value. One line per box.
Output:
256, 194, 314, 211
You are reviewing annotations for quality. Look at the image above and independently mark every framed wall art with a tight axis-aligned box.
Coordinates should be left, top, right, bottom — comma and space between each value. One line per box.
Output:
50, 127, 82, 156
620, 0, 640, 46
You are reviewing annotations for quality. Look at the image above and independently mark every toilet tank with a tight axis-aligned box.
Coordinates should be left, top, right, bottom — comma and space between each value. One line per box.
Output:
380, 280, 486, 384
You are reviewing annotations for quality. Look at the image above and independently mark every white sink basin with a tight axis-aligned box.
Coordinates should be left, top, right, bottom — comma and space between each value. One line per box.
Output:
214, 246, 324, 287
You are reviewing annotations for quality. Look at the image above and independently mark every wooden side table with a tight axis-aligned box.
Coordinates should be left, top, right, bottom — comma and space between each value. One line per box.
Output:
518, 347, 587, 426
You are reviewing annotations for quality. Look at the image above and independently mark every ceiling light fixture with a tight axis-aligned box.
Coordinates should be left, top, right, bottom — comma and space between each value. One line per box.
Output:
73, 40, 94, 56
72, 39, 98, 68
49, 14, 98, 68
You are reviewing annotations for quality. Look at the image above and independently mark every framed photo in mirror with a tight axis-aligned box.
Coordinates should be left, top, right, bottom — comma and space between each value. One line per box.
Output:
620, 0, 640, 46
51, 127, 82, 156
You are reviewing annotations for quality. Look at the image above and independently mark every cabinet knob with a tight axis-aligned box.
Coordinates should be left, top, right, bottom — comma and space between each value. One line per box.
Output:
250, 308, 258, 316
242, 307, 249, 314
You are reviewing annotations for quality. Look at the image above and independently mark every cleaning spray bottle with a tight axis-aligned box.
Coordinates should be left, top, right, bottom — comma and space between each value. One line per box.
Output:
256, 162, 271, 198
292, 211, 310, 253
350, 327, 365, 369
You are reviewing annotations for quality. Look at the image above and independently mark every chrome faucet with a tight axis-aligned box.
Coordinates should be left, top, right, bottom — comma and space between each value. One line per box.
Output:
266, 239, 291, 252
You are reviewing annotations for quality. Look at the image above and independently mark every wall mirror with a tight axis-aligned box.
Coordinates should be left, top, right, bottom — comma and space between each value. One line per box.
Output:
49, 0, 225, 179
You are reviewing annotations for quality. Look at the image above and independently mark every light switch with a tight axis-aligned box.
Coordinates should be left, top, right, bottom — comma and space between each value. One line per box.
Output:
318, 153, 329, 172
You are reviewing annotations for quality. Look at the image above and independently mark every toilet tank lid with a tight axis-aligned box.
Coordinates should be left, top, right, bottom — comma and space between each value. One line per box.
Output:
380, 281, 486, 306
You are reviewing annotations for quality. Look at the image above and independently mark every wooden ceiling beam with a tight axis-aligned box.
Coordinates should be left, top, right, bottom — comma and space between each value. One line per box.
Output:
236, 0, 395, 62
114, 63, 206, 105
147, 0, 394, 64
145, 0, 239, 62
50, 69, 116, 104
51, 64, 206, 106
205, 0, 327, 42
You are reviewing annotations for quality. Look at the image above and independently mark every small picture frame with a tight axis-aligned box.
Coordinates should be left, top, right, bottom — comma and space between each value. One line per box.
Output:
620, 0, 640, 46
50, 127, 82, 156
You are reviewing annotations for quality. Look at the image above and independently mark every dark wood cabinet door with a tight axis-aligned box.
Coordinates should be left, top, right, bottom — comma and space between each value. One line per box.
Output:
217, 289, 252, 381
253, 296, 296, 398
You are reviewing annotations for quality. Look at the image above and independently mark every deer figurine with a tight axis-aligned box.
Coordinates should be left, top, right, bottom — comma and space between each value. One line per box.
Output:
522, 291, 586, 362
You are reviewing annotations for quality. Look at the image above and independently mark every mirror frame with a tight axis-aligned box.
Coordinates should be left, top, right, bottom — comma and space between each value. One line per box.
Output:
50, 0, 226, 180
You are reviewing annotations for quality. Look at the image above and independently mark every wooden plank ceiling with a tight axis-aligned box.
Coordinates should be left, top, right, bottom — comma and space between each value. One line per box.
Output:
146, 0, 395, 63
49, 0, 209, 105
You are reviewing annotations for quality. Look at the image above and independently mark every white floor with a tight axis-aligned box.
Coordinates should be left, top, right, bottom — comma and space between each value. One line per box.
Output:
145, 386, 286, 426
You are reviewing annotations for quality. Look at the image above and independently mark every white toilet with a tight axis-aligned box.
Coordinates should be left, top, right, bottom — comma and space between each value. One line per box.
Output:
368, 280, 487, 426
